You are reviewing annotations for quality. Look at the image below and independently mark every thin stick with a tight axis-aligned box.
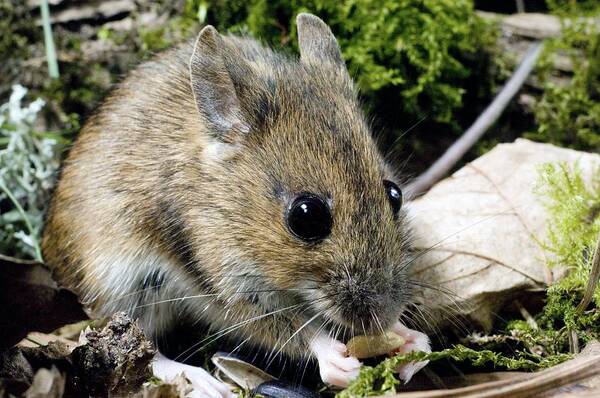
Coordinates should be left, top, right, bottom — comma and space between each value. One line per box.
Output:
40, 0, 59, 79
513, 300, 538, 331
515, 0, 525, 13
404, 42, 544, 198
576, 234, 600, 313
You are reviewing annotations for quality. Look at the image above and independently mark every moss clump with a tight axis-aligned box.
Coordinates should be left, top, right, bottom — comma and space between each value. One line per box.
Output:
502, 162, 599, 369
526, 4, 600, 152
206, 0, 492, 116
545, 0, 600, 15
338, 345, 571, 397
533, 162, 600, 341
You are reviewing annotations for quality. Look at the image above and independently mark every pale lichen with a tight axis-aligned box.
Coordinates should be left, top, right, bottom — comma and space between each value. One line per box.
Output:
0, 85, 61, 260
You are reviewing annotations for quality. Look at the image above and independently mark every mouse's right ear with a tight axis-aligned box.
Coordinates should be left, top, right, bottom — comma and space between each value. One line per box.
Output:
296, 13, 344, 69
189, 26, 250, 149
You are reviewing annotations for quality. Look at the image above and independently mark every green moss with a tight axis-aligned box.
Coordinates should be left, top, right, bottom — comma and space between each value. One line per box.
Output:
536, 163, 600, 272
545, 0, 600, 16
137, 1, 207, 53
535, 162, 600, 336
526, 5, 600, 152
502, 162, 600, 362
338, 345, 571, 397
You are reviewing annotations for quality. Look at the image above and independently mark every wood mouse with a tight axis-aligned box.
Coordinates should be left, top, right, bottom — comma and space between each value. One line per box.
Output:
42, 13, 430, 397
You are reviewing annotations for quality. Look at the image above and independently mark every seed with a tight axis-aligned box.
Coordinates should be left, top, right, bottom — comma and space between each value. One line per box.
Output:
346, 331, 406, 359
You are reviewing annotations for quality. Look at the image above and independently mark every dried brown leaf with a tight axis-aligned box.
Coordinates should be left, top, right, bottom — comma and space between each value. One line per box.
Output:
408, 139, 600, 329
0, 256, 87, 351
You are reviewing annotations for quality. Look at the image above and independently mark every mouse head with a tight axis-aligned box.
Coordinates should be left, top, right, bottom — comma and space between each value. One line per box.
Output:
188, 13, 413, 334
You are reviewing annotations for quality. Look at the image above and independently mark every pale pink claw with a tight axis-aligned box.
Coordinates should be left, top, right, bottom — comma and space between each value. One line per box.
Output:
391, 321, 431, 383
310, 333, 362, 388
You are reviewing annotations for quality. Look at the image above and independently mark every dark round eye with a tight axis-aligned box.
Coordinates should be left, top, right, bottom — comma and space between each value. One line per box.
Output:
286, 194, 332, 242
384, 180, 402, 214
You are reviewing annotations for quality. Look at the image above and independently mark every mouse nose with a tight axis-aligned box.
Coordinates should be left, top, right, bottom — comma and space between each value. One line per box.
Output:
334, 278, 396, 333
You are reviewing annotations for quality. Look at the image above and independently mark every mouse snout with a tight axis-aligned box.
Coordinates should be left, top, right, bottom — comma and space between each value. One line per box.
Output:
325, 267, 407, 334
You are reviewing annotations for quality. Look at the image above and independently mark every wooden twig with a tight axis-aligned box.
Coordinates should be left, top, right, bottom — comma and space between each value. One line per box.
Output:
515, 0, 525, 13
513, 300, 539, 331
576, 234, 600, 313
568, 329, 579, 354
404, 42, 544, 198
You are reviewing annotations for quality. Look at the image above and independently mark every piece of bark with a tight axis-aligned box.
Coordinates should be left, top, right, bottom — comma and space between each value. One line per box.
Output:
70, 312, 155, 396
501, 13, 561, 39
408, 139, 600, 330
0, 313, 154, 397
0, 255, 88, 351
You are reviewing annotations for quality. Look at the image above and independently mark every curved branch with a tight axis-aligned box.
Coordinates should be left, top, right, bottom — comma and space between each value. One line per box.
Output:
405, 41, 544, 198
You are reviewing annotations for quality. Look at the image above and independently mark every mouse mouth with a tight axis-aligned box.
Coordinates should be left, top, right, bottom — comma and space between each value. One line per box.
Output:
303, 287, 402, 336
301, 273, 407, 336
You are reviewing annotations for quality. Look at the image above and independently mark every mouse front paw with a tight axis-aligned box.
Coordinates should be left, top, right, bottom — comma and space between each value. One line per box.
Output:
152, 352, 235, 398
310, 334, 362, 388
391, 321, 431, 383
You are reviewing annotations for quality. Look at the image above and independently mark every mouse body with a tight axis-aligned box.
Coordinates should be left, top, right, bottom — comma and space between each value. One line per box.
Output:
42, 13, 429, 396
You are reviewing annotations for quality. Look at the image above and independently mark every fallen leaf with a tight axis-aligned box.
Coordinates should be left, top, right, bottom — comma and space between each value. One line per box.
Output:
0, 341, 72, 396
134, 375, 193, 398
0, 255, 88, 351
18, 332, 79, 351
408, 139, 600, 330
23, 366, 65, 398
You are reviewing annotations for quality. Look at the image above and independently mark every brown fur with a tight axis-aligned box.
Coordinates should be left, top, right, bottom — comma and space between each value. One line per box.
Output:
42, 14, 413, 359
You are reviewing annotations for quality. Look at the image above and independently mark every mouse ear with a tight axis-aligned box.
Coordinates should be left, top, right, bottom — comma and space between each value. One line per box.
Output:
189, 25, 250, 146
296, 13, 344, 68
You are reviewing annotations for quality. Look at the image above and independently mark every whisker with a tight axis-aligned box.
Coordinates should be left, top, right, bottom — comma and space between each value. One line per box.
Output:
106, 283, 168, 303
266, 311, 322, 368
300, 318, 331, 384
179, 292, 341, 363
133, 287, 320, 309
371, 310, 386, 337
176, 302, 306, 362
134, 293, 218, 308
401, 212, 513, 274
411, 304, 449, 344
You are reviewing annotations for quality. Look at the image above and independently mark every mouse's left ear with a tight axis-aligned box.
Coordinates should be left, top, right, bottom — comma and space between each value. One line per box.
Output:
296, 13, 344, 68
